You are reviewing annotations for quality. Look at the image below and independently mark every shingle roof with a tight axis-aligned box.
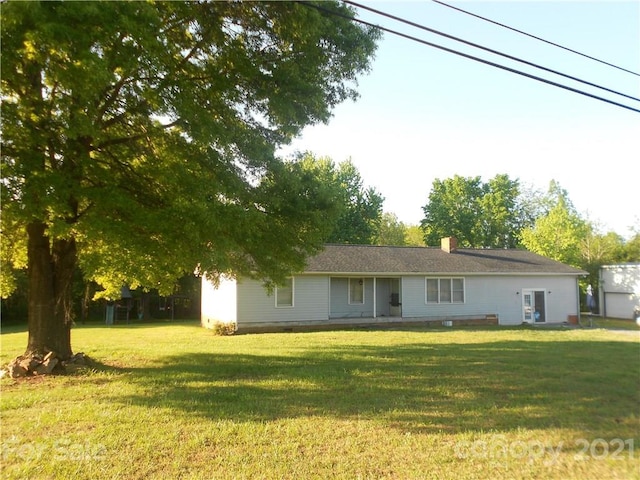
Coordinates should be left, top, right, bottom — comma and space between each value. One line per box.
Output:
304, 244, 586, 276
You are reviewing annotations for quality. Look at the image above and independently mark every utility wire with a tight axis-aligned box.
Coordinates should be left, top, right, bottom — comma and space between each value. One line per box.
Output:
433, 0, 640, 78
297, 2, 640, 114
344, 0, 640, 103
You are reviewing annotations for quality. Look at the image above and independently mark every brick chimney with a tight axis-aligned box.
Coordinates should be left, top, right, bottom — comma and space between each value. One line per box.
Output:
441, 236, 457, 253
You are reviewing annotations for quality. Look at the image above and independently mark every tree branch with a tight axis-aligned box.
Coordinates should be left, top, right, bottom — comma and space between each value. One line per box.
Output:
96, 133, 147, 149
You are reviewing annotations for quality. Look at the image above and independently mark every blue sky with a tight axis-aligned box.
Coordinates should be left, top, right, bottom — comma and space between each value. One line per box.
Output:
281, 1, 640, 238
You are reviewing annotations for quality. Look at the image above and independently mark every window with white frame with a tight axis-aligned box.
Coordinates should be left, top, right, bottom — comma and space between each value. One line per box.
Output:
425, 277, 465, 304
275, 277, 294, 307
349, 278, 364, 304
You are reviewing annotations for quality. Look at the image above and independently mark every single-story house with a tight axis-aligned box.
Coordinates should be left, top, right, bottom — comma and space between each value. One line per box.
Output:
201, 237, 587, 332
599, 263, 640, 319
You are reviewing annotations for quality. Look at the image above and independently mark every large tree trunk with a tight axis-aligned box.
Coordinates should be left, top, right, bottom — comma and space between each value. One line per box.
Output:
26, 221, 76, 360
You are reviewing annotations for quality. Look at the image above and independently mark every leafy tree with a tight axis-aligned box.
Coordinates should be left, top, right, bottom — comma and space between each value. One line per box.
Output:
477, 174, 524, 248
324, 159, 384, 244
1, 1, 379, 359
421, 175, 483, 247
579, 229, 625, 286
420, 174, 523, 248
581, 229, 625, 266
515, 182, 548, 230
619, 233, 640, 262
404, 225, 427, 247
0, 217, 27, 299
259, 153, 383, 245
520, 181, 589, 267
375, 212, 406, 246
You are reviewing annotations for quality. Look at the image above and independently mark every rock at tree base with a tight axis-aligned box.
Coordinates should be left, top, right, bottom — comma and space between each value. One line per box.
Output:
1, 351, 92, 378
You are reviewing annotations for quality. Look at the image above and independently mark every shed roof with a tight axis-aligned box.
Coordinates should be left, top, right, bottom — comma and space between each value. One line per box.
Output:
304, 244, 586, 276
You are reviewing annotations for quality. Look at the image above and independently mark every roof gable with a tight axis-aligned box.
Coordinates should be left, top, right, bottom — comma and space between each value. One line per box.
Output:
304, 244, 586, 276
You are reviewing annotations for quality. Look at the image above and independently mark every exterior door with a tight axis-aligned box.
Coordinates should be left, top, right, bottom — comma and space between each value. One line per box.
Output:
389, 278, 401, 317
523, 289, 546, 323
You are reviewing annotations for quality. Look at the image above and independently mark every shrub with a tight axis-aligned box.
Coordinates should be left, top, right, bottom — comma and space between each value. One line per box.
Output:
211, 321, 237, 336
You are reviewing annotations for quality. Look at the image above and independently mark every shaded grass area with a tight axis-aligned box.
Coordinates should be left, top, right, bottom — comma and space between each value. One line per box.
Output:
1, 323, 639, 479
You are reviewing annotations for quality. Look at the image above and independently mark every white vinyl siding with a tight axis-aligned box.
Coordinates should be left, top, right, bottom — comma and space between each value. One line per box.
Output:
401, 275, 579, 325
237, 276, 329, 327
426, 277, 465, 304
330, 277, 374, 318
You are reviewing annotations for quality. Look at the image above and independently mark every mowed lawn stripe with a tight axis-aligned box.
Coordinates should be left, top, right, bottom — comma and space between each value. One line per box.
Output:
1, 323, 638, 479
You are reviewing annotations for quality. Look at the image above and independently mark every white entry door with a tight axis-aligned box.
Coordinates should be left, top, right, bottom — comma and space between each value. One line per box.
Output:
522, 289, 546, 323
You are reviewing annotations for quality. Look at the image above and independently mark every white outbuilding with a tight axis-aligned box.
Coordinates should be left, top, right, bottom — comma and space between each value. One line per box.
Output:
599, 263, 640, 320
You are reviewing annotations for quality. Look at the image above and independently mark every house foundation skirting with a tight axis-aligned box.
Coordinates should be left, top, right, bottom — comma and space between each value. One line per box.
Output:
235, 314, 499, 334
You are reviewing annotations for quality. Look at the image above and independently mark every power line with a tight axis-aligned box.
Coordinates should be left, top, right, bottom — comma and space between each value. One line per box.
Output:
343, 0, 640, 103
297, 1, 640, 114
432, 0, 640, 78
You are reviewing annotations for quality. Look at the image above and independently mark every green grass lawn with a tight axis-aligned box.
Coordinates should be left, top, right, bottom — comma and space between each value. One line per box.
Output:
1, 322, 639, 480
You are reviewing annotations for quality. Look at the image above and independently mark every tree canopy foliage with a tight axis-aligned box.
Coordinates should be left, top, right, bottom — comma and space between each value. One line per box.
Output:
520, 181, 589, 267
326, 159, 384, 244
375, 212, 407, 246
619, 233, 640, 262
420, 175, 638, 294
1, 1, 380, 357
421, 174, 526, 248
293, 153, 384, 245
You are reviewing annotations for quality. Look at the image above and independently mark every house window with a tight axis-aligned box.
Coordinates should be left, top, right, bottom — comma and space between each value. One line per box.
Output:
349, 278, 364, 304
426, 278, 439, 303
425, 278, 465, 304
276, 277, 294, 308
452, 278, 464, 303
